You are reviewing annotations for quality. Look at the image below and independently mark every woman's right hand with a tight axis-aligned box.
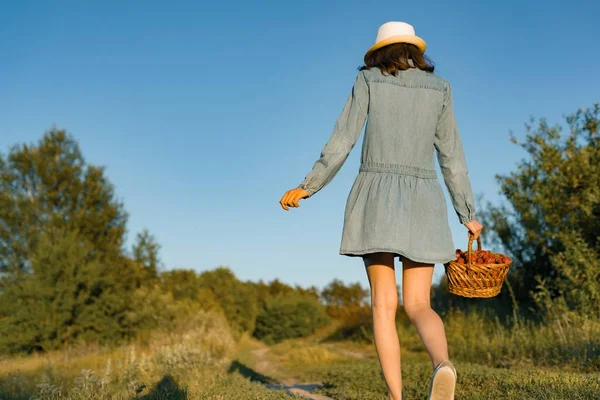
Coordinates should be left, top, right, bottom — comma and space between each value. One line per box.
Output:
279, 188, 309, 211
464, 219, 483, 240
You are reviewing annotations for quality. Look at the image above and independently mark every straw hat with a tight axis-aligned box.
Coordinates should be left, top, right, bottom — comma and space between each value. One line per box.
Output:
364, 21, 427, 61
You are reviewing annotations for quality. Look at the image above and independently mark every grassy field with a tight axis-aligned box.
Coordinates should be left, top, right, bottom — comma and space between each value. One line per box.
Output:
0, 311, 298, 400
234, 320, 600, 400
1, 309, 599, 399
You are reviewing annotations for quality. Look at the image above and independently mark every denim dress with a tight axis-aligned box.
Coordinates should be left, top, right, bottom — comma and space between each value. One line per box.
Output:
297, 64, 476, 264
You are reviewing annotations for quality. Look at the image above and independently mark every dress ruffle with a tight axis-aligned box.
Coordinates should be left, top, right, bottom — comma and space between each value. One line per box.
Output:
339, 170, 456, 264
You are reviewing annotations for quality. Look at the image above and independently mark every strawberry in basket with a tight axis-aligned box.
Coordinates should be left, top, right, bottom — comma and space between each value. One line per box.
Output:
455, 248, 511, 265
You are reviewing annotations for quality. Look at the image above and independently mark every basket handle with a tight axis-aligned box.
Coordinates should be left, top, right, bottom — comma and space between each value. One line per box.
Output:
466, 231, 482, 265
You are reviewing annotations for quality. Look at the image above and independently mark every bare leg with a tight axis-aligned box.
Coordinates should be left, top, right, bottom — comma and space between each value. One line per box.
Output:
401, 256, 449, 370
363, 252, 402, 400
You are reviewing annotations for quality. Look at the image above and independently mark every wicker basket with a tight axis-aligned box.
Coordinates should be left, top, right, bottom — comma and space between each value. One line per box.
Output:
443, 233, 512, 298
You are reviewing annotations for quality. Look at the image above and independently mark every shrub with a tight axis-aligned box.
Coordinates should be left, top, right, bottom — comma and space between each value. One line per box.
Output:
253, 294, 331, 344
197, 267, 259, 338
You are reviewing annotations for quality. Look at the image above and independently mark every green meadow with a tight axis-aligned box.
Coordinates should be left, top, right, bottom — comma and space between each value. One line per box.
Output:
2, 305, 599, 399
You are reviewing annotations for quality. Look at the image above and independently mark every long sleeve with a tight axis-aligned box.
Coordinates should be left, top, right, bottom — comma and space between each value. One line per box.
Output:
297, 70, 369, 197
434, 82, 476, 224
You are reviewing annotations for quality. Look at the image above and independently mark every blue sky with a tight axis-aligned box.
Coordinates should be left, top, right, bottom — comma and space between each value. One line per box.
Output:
1, 1, 599, 294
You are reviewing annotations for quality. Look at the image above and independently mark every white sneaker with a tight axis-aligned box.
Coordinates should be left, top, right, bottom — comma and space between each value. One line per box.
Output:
426, 360, 457, 400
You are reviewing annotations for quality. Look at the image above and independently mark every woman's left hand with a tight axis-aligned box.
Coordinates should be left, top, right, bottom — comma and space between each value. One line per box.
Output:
279, 188, 309, 210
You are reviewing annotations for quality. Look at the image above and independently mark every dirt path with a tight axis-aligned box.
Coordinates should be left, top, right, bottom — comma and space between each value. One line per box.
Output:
249, 346, 336, 400
239, 325, 373, 400
321, 343, 369, 360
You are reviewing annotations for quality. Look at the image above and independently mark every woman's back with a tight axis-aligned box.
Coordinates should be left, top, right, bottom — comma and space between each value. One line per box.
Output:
361, 66, 448, 171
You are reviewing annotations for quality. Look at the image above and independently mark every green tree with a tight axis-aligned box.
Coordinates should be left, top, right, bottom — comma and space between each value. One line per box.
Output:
321, 278, 371, 319
0, 128, 148, 353
479, 104, 600, 318
160, 268, 222, 312
0, 227, 140, 353
132, 228, 161, 286
253, 293, 331, 344
0, 128, 127, 278
250, 278, 321, 309
161, 269, 201, 300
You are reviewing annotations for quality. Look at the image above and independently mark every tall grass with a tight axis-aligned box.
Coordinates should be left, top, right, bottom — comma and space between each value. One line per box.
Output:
0, 310, 238, 399
334, 284, 600, 372
439, 306, 600, 371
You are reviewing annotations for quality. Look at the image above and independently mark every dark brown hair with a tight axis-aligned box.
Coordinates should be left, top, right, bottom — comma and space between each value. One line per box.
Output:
359, 42, 435, 75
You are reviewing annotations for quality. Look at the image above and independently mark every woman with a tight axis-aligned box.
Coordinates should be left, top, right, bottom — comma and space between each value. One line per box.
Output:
279, 21, 482, 400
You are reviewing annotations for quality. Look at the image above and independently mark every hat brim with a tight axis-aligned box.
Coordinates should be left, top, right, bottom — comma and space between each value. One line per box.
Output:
364, 35, 427, 61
